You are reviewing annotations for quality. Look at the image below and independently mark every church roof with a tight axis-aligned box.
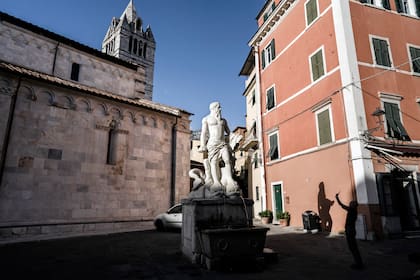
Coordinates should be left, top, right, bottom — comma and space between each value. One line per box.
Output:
0, 11, 138, 71
0, 60, 191, 117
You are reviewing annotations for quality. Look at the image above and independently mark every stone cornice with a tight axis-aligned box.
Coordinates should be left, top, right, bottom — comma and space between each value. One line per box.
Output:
249, 0, 297, 46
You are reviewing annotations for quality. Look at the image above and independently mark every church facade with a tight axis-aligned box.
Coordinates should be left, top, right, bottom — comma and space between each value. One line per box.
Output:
0, 3, 190, 241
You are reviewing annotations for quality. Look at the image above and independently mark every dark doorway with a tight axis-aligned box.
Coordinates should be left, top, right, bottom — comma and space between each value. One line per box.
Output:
377, 171, 420, 231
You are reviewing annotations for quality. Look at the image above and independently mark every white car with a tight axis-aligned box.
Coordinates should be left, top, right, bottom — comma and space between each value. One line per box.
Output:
154, 204, 182, 231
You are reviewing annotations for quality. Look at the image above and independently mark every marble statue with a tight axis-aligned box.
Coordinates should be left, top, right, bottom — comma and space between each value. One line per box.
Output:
189, 102, 241, 199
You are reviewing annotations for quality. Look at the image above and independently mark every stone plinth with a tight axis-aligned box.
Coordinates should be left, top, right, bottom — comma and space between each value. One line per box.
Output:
181, 198, 268, 269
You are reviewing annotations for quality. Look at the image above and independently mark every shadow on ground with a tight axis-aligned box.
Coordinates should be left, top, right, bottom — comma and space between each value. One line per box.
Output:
0, 229, 419, 279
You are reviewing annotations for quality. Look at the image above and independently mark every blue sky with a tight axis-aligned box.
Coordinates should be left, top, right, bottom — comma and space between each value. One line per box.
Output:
1, 0, 265, 130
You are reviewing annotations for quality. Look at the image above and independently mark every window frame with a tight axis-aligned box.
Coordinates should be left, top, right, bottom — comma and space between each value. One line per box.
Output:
268, 130, 280, 161
370, 35, 393, 69
305, 0, 319, 26
380, 94, 410, 141
408, 44, 420, 75
70, 62, 80, 82
315, 104, 335, 146
309, 46, 326, 83
261, 39, 276, 69
266, 85, 276, 112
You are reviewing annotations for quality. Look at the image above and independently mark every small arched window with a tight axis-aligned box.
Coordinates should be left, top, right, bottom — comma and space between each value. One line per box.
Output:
128, 36, 133, 52
133, 38, 138, 54
143, 43, 147, 58
138, 41, 143, 57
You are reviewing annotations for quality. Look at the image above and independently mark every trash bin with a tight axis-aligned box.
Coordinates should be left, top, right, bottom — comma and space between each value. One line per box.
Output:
302, 210, 320, 230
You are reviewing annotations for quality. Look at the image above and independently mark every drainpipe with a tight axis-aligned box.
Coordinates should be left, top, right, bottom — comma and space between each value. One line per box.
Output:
51, 42, 59, 75
170, 116, 179, 206
0, 78, 21, 186
253, 44, 267, 211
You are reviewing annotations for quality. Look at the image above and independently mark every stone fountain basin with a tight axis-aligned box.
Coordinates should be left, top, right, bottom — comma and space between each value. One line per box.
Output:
199, 226, 269, 269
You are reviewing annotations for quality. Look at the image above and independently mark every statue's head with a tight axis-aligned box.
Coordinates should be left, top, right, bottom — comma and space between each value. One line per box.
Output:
209, 102, 221, 117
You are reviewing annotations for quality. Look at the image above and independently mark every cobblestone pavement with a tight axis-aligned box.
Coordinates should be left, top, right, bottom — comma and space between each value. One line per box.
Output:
1, 223, 420, 280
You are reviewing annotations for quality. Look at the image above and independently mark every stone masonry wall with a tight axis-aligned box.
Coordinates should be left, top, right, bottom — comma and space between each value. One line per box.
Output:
0, 20, 145, 100
0, 74, 190, 240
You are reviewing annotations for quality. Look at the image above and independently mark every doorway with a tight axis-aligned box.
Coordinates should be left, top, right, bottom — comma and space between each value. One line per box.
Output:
272, 182, 284, 219
377, 171, 420, 231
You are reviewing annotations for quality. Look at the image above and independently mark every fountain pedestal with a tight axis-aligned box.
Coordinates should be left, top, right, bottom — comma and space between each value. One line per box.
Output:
181, 198, 269, 270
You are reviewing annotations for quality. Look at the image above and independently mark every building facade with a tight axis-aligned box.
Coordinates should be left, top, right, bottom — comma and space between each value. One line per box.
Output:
248, 0, 420, 238
239, 50, 266, 218
0, 9, 190, 241
102, 0, 155, 100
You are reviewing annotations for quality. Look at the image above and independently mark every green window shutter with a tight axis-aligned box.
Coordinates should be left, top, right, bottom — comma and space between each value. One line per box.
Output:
380, 40, 391, 67
267, 88, 274, 110
415, 0, 420, 17
311, 50, 324, 81
373, 38, 391, 67
390, 103, 411, 141
269, 133, 279, 160
409, 47, 420, 73
395, 0, 403, 13
261, 49, 266, 69
317, 109, 332, 145
271, 39, 276, 60
382, 0, 391, 10
306, 0, 317, 25
384, 102, 410, 141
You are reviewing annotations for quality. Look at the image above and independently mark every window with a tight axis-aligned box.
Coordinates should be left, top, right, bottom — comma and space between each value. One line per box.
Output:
316, 106, 334, 145
133, 38, 138, 54
256, 186, 260, 201
251, 90, 256, 106
143, 43, 147, 58
268, 131, 279, 161
129, 36, 133, 52
305, 0, 318, 26
253, 152, 259, 168
310, 48, 325, 82
70, 63, 80, 81
266, 86, 275, 111
360, 0, 391, 9
395, 0, 419, 16
409, 46, 420, 74
263, 2, 276, 22
371, 37, 392, 68
261, 39, 276, 69
383, 102, 411, 141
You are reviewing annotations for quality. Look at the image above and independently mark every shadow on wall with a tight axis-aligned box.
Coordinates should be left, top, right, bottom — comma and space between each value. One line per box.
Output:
318, 182, 334, 232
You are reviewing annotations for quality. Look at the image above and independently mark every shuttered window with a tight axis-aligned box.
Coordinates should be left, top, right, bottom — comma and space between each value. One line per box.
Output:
306, 0, 318, 25
384, 102, 411, 141
409, 46, 420, 74
372, 38, 392, 67
310, 49, 325, 82
262, 39, 276, 69
269, 132, 279, 161
266, 87, 275, 111
316, 108, 333, 145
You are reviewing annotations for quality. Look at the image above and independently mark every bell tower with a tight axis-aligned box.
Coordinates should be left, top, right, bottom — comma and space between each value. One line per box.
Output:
102, 0, 155, 100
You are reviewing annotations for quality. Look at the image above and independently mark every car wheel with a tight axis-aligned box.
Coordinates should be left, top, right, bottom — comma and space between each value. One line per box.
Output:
154, 219, 164, 231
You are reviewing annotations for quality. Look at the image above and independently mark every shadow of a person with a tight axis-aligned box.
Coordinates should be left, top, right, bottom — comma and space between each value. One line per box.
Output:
317, 182, 334, 232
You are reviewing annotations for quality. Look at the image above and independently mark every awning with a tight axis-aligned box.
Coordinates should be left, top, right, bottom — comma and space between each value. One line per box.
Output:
365, 141, 420, 157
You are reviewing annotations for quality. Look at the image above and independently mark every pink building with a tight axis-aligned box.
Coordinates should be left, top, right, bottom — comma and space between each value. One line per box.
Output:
247, 0, 420, 238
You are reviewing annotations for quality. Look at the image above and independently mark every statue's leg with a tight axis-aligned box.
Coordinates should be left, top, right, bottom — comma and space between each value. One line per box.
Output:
210, 159, 223, 191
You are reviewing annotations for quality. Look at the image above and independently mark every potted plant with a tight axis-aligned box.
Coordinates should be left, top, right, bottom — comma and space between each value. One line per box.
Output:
258, 210, 273, 224
276, 211, 290, 226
